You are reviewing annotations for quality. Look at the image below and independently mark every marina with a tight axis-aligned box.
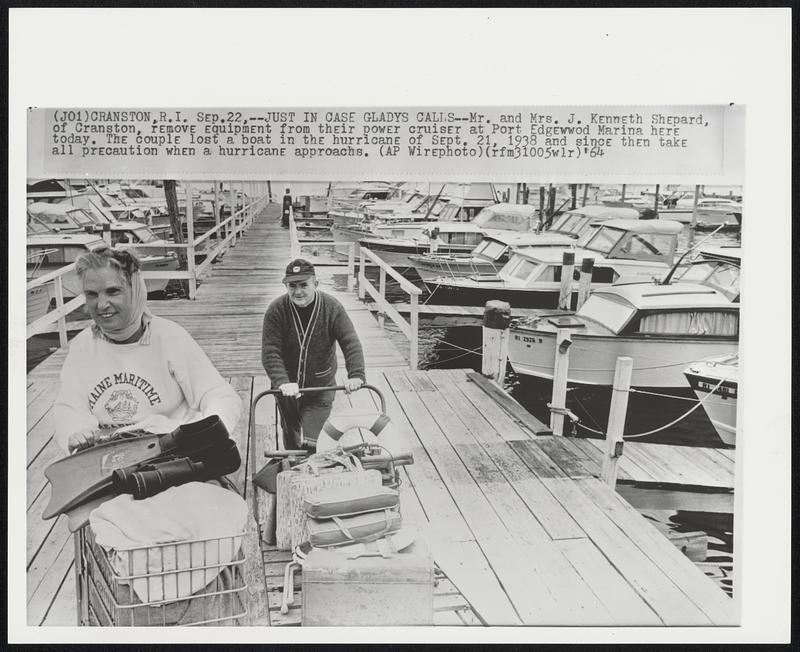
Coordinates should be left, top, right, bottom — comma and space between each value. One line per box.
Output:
26, 196, 738, 627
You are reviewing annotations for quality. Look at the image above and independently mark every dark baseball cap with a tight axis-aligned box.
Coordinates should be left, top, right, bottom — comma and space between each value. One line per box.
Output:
282, 258, 316, 283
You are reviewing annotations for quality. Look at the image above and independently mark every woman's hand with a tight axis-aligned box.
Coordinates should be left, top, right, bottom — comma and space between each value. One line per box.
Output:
344, 377, 364, 393
113, 414, 184, 436
67, 428, 97, 453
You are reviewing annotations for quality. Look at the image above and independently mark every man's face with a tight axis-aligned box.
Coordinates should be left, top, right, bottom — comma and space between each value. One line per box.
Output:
285, 276, 318, 308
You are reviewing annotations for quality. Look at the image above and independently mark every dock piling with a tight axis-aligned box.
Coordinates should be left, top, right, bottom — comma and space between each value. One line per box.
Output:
576, 257, 594, 309
549, 328, 572, 436
481, 301, 511, 387
558, 251, 576, 310
601, 356, 633, 487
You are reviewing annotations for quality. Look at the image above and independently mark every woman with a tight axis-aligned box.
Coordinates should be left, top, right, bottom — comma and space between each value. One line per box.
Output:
53, 247, 241, 454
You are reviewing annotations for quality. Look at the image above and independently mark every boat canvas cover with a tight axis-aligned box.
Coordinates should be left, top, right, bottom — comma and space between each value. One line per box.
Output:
472, 203, 538, 231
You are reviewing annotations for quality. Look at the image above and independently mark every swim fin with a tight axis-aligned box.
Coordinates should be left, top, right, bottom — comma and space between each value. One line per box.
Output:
43, 415, 230, 520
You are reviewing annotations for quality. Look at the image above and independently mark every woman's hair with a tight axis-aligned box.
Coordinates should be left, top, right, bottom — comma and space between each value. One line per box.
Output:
75, 245, 142, 283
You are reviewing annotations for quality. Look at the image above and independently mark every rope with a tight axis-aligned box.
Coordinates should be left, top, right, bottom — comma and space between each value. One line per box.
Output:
629, 388, 700, 402
573, 375, 728, 439
567, 342, 735, 371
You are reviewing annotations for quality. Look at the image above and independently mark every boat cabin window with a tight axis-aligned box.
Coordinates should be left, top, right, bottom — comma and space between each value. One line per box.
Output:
502, 256, 539, 282
615, 232, 676, 262
583, 226, 626, 255
439, 231, 483, 246
437, 204, 463, 221
473, 240, 507, 260
575, 293, 637, 334
540, 265, 617, 284
550, 214, 590, 236
629, 310, 739, 336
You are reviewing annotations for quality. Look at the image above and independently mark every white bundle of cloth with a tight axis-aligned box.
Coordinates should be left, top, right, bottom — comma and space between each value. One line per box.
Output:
90, 482, 247, 604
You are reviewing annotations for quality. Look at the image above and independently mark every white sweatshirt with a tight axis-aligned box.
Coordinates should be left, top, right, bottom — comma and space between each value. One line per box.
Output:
53, 316, 241, 453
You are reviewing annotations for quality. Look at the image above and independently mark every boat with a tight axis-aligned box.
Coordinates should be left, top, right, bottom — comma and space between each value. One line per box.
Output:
409, 203, 637, 285
426, 219, 683, 308
27, 230, 179, 297
506, 279, 738, 390
683, 354, 738, 446
26, 248, 55, 324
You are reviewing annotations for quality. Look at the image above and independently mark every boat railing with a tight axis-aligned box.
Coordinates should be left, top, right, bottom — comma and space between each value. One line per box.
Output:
358, 246, 421, 370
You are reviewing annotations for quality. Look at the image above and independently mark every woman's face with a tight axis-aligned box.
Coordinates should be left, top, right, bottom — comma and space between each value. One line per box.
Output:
82, 266, 134, 330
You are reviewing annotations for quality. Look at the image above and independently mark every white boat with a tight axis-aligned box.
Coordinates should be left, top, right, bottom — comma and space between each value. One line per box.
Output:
27, 231, 179, 297
683, 354, 738, 446
507, 280, 738, 389
26, 248, 55, 324
427, 219, 682, 308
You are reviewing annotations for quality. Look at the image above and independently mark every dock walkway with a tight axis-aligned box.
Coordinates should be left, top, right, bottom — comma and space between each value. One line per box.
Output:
26, 203, 736, 627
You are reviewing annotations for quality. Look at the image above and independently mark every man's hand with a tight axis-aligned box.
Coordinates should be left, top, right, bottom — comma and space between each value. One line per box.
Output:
344, 377, 364, 394
67, 428, 97, 453
279, 382, 301, 398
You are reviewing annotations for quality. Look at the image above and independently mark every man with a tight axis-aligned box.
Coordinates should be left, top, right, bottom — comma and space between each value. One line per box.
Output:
262, 258, 365, 450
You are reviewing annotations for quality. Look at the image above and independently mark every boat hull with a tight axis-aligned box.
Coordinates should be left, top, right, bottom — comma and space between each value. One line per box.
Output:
424, 281, 570, 309
27, 283, 52, 324
508, 329, 738, 389
409, 255, 503, 285
683, 366, 737, 446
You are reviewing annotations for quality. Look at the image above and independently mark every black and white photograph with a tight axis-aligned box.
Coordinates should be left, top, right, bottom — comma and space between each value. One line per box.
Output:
9, 8, 791, 645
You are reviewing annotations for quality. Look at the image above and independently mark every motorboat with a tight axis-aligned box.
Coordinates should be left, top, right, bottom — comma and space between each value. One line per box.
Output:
358, 221, 487, 271
683, 354, 738, 446
26, 248, 55, 324
359, 202, 543, 272
409, 204, 638, 285
27, 231, 179, 297
507, 280, 738, 390
426, 219, 682, 308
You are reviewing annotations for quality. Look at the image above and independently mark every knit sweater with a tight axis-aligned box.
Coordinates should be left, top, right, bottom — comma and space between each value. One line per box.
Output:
53, 316, 242, 453
261, 291, 366, 388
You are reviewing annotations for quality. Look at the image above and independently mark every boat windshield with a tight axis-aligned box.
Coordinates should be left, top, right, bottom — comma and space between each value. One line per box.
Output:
501, 256, 539, 281
582, 226, 626, 254
132, 227, 159, 243
673, 260, 740, 300
473, 239, 507, 260
632, 310, 739, 336
576, 293, 637, 334
550, 214, 590, 236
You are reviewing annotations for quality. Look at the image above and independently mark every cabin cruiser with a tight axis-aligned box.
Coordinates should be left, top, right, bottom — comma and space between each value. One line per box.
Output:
507, 280, 738, 390
683, 354, 738, 446
26, 248, 56, 324
27, 229, 179, 297
409, 204, 638, 285
426, 219, 682, 308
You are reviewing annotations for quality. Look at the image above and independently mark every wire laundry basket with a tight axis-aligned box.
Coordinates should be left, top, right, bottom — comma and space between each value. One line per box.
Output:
74, 525, 248, 626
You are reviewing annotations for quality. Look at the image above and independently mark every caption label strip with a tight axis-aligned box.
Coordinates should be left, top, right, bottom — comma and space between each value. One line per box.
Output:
30, 106, 736, 179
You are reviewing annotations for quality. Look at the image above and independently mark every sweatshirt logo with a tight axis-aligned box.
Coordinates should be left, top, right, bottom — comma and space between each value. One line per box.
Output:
104, 389, 139, 422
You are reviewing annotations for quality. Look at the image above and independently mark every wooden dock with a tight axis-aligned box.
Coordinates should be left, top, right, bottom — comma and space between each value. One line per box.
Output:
26, 203, 736, 627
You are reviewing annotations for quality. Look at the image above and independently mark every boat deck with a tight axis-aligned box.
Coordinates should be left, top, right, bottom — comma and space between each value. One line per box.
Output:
26, 203, 736, 627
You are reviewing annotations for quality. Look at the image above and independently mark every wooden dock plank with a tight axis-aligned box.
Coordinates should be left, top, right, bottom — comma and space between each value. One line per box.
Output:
578, 478, 736, 624
510, 440, 715, 625
391, 386, 564, 624
425, 370, 585, 541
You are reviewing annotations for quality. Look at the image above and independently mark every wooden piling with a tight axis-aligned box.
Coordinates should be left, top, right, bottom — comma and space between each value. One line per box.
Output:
582, 183, 589, 207
547, 186, 556, 227
653, 184, 660, 219
185, 181, 197, 299
601, 356, 633, 487
538, 186, 546, 232
576, 257, 594, 309
690, 184, 701, 229
558, 251, 575, 310
570, 184, 577, 210
213, 181, 221, 233
550, 328, 572, 436
620, 184, 627, 203
482, 301, 511, 387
